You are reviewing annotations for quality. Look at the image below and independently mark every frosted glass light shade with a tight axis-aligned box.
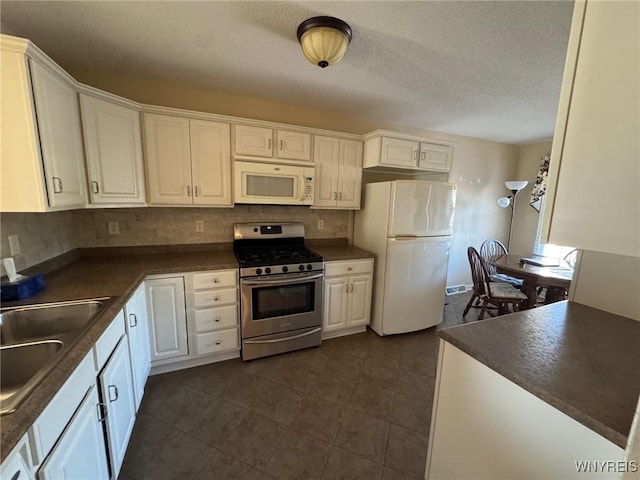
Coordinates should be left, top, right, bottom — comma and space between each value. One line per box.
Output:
505, 180, 528, 192
297, 17, 352, 68
497, 197, 511, 208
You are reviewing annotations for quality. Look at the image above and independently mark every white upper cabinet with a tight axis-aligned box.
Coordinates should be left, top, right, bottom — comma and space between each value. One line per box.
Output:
363, 131, 453, 173
190, 119, 232, 206
80, 94, 146, 205
1, 35, 87, 212
541, 0, 639, 257
314, 136, 363, 209
234, 124, 311, 162
144, 113, 232, 206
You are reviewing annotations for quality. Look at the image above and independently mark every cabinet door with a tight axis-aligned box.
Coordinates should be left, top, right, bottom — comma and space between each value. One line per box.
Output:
146, 277, 188, 362
234, 124, 273, 157
80, 95, 146, 205
143, 113, 192, 205
419, 143, 452, 172
125, 283, 150, 410
542, 1, 639, 257
190, 119, 232, 206
29, 60, 87, 208
337, 139, 363, 208
323, 277, 348, 332
39, 385, 109, 480
99, 337, 136, 478
313, 136, 340, 207
380, 137, 419, 168
276, 130, 311, 161
347, 274, 373, 327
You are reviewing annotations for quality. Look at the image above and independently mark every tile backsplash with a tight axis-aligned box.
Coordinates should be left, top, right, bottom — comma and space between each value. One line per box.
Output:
1, 206, 350, 271
0, 211, 75, 273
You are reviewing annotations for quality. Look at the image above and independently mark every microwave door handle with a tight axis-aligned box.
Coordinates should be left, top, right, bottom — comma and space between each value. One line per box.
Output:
242, 272, 324, 286
244, 327, 322, 344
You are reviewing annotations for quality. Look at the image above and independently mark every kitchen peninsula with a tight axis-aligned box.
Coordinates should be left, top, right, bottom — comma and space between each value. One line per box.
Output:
426, 301, 640, 479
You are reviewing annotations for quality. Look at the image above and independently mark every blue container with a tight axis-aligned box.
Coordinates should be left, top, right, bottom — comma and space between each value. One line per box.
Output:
1, 273, 46, 301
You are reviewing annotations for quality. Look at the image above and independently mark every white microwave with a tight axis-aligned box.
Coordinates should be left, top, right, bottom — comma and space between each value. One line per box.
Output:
233, 161, 314, 205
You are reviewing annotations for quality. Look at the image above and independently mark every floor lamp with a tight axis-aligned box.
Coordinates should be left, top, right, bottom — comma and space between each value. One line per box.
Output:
497, 180, 528, 251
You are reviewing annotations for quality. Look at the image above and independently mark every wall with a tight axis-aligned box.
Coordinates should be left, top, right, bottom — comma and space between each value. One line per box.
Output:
0, 211, 74, 273
510, 141, 553, 255
72, 206, 349, 248
0, 65, 519, 287
571, 250, 640, 321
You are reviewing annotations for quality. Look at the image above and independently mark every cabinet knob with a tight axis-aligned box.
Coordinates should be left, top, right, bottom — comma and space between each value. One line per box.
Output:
52, 176, 63, 193
129, 313, 137, 328
108, 384, 119, 402
92, 181, 100, 194
214, 278, 220, 283
215, 317, 221, 322
214, 296, 220, 301
347, 267, 353, 271
215, 340, 222, 345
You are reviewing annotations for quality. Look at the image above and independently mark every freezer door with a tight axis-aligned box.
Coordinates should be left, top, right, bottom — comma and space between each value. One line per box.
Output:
381, 236, 450, 334
388, 181, 456, 236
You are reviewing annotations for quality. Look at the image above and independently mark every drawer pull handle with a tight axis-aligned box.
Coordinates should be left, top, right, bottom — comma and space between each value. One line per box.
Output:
215, 340, 221, 345
10, 471, 21, 480
108, 385, 119, 402
96, 402, 107, 423
215, 317, 221, 322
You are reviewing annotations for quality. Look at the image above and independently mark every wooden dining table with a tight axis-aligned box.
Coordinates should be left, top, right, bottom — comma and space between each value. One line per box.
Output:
488, 254, 573, 309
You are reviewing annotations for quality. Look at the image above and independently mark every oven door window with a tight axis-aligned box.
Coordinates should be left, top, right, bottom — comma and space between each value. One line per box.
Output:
252, 282, 315, 320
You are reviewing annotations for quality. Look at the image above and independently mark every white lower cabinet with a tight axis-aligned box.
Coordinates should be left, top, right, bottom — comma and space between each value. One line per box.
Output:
125, 282, 151, 410
145, 276, 188, 362
38, 385, 109, 480
322, 259, 374, 339
145, 269, 240, 373
97, 336, 136, 478
0, 434, 34, 480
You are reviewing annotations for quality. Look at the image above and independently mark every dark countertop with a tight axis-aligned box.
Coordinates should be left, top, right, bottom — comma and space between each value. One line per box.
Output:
0, 241, 373, 461
438, 301, 640, 449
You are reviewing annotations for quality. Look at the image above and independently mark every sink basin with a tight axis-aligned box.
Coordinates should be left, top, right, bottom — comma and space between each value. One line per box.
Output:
0, 299, 105, 345
0, 298, 110, 415
0, 340, 64, 410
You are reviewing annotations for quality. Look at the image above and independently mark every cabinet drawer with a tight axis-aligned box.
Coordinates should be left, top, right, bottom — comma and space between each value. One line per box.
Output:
192, 270, 237, 290
195, 328, 238, 355
93, 309, 125, 371
193, 288, 237, 308
194, 304, 238, 332
325, 259, 374, 277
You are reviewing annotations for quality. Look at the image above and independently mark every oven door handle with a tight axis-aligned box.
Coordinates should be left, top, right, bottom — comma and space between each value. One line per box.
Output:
243, 327, 322, 344
242, 272, 324, 286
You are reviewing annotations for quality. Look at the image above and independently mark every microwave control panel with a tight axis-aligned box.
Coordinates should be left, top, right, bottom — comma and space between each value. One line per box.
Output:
304, 176, 314, 203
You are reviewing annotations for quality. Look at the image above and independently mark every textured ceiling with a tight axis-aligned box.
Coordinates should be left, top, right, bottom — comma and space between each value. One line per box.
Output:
0, 1, 574, 144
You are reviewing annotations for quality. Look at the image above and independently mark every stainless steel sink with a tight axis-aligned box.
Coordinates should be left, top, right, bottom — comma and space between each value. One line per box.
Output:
0, 298, 110, 415
0, 300, 104, 345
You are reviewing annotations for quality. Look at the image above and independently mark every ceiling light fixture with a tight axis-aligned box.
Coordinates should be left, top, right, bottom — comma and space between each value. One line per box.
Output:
297, 16, 352, 68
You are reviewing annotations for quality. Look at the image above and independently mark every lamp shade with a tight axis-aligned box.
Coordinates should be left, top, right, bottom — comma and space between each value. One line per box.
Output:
297, 16, 352, 68
505, 180, 528, 192
497, 197, 511, 208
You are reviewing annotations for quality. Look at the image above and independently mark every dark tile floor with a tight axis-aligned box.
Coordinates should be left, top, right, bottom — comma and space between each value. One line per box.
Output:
120, 292, 474, 480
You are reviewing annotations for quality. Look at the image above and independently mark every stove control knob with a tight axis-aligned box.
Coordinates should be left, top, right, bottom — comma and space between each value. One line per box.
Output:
265, 267, 271, 274
253, 227, 258, 232
282, 266, 289, 273
298, 264, 305, 271
256, 268, 263, 275
307, 264, 313, 270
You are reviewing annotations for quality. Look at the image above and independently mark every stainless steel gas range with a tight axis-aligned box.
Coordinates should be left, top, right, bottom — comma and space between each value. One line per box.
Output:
233, 223, 324, 361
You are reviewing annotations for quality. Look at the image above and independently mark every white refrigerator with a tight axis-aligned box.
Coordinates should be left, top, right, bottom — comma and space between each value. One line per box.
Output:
354, 180, 456, 335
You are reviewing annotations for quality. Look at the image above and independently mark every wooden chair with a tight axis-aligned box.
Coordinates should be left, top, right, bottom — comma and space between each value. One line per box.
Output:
463, 247, 529, 320
479, 239, 524, 288
563, 248, 578, 268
